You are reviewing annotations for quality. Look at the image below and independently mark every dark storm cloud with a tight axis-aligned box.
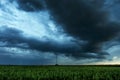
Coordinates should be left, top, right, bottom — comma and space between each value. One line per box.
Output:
1, 0, 119, 59
0, 26, 107, 59
45, 0, 120, 57
16, 0, 44, 12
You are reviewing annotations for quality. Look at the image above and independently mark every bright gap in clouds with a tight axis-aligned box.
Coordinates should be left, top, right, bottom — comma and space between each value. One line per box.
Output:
0, 0, 67, 41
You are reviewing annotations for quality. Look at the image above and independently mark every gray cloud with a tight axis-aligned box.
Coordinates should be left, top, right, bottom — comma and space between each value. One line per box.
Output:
45, 0, 120, 58
1, 0, 120, 63
0, 54, 52, 65
0, 26, 108, 59
16, 0, 44, 12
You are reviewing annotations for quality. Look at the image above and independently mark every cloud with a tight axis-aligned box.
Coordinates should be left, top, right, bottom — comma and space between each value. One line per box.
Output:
1, 0, 120, 64
16, 0, 44, 12
45, 0, 120, 58
0, 54, 53, 65
0, 26, 108, 59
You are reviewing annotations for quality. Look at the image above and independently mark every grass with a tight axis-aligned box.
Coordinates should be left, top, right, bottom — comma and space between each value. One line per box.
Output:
0, 65, 120, 80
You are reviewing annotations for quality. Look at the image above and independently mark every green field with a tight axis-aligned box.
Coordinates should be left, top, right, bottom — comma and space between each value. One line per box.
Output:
0, 65, 120, 80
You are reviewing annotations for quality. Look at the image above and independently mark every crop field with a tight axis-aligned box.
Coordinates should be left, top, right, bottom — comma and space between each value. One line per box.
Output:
0, 65, 120, 80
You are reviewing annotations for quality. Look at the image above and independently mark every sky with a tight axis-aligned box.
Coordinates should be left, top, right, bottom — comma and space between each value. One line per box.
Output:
0, 0, 120, 65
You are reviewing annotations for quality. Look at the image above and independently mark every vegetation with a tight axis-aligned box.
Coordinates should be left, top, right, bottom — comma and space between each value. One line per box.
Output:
0, 65, 120, 80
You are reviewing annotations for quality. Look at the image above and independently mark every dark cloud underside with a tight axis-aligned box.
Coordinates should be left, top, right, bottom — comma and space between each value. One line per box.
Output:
16, 0, 44, 12
45, 0, 120, 56
0, 26, 108, 59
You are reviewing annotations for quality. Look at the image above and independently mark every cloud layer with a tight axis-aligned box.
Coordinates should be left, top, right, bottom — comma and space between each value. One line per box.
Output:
1, 0, 120, 64
45, 0, 120, 58
16, 0, 44, 12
